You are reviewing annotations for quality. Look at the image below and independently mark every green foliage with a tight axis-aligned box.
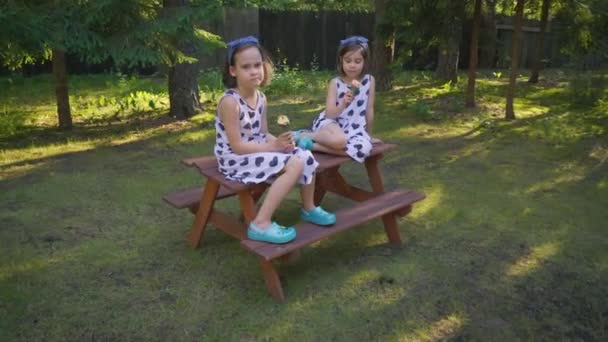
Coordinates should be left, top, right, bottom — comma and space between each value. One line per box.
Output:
567, 72, 608, 106
265, 61, 306, 95
73, 89, 165, 122
552, 0, 608, 59
410, 101, 437, 121
198, 68, 224, 104
0, 0, 225, 69
387, 0, 608, 69
0, 100, 25, 138
0, 2, 51, 69
388, 0, 466, 66
264, 59, 330, 97
92, 1, 225, 67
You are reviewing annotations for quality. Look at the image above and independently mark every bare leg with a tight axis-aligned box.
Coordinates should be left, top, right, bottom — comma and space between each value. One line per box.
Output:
302, 123, 347, 151
300, 175, 316, 211
252, 157, 304, 228
312, 143, 348, 156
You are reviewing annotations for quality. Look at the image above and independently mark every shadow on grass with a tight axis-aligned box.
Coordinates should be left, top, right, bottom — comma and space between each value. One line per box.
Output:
1, 70, 607, 340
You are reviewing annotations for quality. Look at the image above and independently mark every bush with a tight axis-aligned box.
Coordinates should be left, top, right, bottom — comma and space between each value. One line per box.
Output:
198, 68, 224, 104
265, 61, 307, 96
567, 72, 608, 106
411, 101, 438, 121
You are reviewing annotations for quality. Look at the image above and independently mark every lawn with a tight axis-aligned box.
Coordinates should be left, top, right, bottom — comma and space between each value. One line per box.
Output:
1, 68, 607, 341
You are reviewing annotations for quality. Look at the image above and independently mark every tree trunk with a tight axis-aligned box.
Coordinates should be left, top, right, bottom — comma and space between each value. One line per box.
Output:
480, 0, 498, 68
466, 0, 483, 108
168, 48, 202, 120
164, 0, 201, 119
528, 0, 551, 83
52, 49, 72, 130
372, 0, 394, 91
505, 0, 525, 120
436, 41, 460, 84
436, 1, 464, 84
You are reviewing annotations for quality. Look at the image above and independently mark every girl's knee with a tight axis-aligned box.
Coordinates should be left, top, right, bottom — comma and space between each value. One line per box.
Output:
284, 156, 304, 174
329, 136, 347, 150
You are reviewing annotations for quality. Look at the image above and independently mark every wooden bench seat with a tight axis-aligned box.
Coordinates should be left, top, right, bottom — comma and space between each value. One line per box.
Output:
241, 190, 426, 261
163, 185, 236, 210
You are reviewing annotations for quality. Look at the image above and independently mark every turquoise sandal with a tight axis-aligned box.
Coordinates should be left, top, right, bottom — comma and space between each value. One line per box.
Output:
301, 206, 336, 226
297, 137, 314, 150
247, 222, 296, 244
291, 130, 314, 151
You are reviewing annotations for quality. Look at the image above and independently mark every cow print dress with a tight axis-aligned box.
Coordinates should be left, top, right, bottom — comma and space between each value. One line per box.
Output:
214, 89, 318, 185
311, 74, 373, 163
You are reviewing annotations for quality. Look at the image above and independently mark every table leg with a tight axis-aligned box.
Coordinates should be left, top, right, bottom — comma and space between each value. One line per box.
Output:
238, 184, 268, 223
250, 183, 268, 204
365, 154, 385, 193
313, 170, 330, 206
321, 168, 380, 202
365, 154, 405, 246
187, 179, 220, 249
260, 259, 285, 301
382, 214, 403, 246
238, 190, 257, 224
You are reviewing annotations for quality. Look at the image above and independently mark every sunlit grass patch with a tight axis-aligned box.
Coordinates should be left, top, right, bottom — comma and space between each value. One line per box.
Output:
401, 313, 468, 341
505, 242, 561, 278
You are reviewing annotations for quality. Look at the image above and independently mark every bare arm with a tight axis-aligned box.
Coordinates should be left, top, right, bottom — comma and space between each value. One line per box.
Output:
219, 97, 288, 154
365, 76, 376, 135
324, 78, 354, 118
260, 101, 277, 142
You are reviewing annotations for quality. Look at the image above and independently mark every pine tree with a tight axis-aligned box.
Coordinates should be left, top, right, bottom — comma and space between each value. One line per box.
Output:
0, 0, 224, 128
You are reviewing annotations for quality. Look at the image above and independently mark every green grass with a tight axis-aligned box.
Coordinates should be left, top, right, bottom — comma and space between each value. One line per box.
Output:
1, 69, 607, 341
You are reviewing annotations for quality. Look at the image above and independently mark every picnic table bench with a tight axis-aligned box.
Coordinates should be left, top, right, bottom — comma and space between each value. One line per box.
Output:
163, 142, 425, 301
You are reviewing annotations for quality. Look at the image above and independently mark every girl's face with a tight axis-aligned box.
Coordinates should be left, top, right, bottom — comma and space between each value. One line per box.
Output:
341, 48, 365, 79
230, 46, 264, 89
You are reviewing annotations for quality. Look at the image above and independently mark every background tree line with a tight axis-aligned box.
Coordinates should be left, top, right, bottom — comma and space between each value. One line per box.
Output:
1, 0, 607, 128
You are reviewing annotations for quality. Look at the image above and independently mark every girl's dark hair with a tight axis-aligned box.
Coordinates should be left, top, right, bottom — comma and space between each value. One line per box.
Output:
336, 43, 371, 77
222, 43, 273, 88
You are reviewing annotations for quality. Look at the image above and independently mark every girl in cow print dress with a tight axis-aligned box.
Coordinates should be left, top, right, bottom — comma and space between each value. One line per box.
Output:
215, 89, 317, 185
216, 36, 336, 244
296, 36, 380, 163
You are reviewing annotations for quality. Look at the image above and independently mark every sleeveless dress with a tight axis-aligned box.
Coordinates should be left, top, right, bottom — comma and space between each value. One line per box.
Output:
311, 74, 373, 163
214, 89, 318, 185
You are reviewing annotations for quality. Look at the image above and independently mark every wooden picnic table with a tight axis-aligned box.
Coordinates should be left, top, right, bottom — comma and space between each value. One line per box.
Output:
164, 142, 425, 301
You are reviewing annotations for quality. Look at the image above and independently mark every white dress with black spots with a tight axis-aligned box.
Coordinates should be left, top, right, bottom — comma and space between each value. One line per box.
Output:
311, 74, 373, 163
214, 89, 318, 185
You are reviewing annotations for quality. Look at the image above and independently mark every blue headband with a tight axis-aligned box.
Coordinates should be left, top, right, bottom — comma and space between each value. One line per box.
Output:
226, 36, 259, 63
339, 36, 369, 49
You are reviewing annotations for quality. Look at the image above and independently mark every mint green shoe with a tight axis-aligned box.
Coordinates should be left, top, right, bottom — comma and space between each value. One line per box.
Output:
290, 130, 312, 149
290, 129, 305, 142
301, 206, 336, 226
297, 136, 314, 150
247, 222, 296, 244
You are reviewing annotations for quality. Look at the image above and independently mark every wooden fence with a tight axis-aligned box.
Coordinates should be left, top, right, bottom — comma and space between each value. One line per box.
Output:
203, 8, 578, 71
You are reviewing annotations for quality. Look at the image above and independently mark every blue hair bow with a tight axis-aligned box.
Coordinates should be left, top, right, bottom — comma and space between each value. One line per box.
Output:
339, 36, 369, 48
226, 36, 260, 63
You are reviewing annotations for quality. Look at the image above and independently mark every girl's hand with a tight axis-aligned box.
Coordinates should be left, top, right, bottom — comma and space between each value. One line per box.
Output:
274, 131, 295, 152
343, 91, 354, 106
